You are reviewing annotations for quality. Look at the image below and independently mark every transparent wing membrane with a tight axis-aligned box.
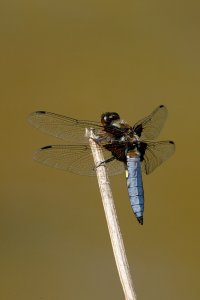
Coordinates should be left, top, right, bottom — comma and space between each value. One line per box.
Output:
28, 111, 102, 144
133, 105, 168, 141
33, 144, 125, 176
29, 107, 175, 177
141, 141, 175, 175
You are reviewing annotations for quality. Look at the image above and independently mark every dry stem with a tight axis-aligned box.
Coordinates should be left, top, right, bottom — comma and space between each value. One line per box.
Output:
87, 129, 137, 300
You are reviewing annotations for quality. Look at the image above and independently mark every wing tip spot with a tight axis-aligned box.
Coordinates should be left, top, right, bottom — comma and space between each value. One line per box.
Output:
36, 111, 46, 114
41, 145, 52, 150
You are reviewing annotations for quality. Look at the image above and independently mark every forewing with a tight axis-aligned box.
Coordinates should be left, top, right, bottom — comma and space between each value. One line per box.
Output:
33, 144, 125, 176
133, 105, 168, 140
141, 141, 175, 175
28, 111, 102, 144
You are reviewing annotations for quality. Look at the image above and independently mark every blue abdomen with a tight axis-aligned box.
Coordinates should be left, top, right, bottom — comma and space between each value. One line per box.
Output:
126, 156, 144, 225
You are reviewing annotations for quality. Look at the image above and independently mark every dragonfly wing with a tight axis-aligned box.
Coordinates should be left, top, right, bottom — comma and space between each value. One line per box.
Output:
133, 105, 168, 140
33, 144, 125, 176
28, 111, 102, 144
141, 140, 175, 175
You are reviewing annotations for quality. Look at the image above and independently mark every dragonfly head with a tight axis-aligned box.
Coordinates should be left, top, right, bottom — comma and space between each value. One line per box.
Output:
101, 112, 120, 126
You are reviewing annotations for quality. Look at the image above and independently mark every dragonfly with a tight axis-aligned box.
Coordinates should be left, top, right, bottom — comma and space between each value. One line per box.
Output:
28, 105, 175, 225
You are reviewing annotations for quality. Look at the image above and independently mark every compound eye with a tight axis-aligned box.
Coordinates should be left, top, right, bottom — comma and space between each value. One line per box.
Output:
101, 112, 120, 125
103, 115, 109, 123
101, 113, 110, 125
110, 112, 120, 121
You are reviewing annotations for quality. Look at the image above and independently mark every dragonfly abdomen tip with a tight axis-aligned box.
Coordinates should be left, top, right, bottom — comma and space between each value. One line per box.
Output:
137, 216, 143, 225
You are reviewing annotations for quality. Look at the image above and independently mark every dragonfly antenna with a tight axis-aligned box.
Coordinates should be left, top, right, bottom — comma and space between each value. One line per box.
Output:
86, 128, 137, 300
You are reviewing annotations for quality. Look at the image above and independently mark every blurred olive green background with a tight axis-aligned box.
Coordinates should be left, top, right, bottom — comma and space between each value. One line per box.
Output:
1, 0, 199, 299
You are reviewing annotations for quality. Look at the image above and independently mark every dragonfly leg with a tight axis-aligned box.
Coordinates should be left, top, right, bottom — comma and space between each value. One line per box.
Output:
95, 156, 115, 169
